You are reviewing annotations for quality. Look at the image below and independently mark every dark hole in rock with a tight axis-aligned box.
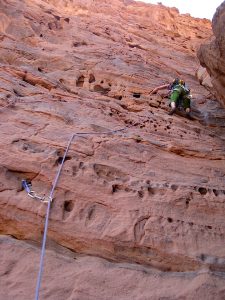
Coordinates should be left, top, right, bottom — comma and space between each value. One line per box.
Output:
213, 189, 219, 196
64, 18, 70, 23
198, 187, 207, 195
93, 85, 110, 95
120, 104, 127, 110
147, 186, 155, 195
207, 225, 212, 229
138, 190, 144, 198
54, 15, 60, 20
38, 67, 43, 72
89, 74, 96, 83
40, 34, 43, 37
114, 95, 123, 100
136, 136, 142, 143
76, 75, 85, 87
87, 207, 94, 220
64, 200, 74, 212
48, 23, 53, 30
73, 41, 87, 47
79, 162, 84, 168
167, 217, 173, 223
133, 93, 141, 98
171, 184, 178, 191
112, 184, 119, 193
57, 156, 72, 165
200, 254, 206, 261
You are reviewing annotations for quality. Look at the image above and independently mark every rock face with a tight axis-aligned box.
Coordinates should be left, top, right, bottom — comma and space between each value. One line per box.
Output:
198, 1, 225, 106
1, 0, 225, 299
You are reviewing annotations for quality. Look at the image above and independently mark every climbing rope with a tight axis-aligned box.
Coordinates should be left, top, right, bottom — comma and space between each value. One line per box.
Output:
34, 127, 127, 300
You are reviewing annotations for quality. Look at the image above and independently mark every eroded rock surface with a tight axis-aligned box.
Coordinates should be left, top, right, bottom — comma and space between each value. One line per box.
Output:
1, 235, 225, 300
0, 0, 225, 299
198, 1, 225, 106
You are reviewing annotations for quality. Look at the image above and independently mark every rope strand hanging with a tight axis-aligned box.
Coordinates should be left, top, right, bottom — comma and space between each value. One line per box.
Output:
34, 127, 126, 300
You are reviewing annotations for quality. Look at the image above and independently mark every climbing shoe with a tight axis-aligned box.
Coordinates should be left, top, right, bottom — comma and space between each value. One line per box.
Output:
168, 108, 176, 115
185, 112, 193, 120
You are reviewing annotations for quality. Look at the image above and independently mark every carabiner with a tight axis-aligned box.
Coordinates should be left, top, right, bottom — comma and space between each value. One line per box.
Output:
22, 179, 32, 194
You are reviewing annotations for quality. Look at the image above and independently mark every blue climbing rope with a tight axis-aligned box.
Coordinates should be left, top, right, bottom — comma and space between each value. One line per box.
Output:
34, 127, 126, 300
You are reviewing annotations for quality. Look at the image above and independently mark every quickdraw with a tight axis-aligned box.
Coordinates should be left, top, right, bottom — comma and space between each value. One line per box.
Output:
22, 179, 52, 203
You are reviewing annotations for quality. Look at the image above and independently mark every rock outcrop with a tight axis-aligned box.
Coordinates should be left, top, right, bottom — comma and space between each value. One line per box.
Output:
1, 0, 225, 299
198, 1, 225, 106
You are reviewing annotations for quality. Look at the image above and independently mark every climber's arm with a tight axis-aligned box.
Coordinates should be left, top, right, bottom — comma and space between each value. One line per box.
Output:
149, 84, 170, 95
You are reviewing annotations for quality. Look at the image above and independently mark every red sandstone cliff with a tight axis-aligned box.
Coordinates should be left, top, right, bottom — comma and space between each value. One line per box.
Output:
1, 0, 225, 299
198, 1, 225, 107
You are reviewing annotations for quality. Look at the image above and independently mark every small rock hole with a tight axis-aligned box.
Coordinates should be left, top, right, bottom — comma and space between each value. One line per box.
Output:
64, 200, 74, 212
112, 184, 119, 193
198, 187, 207, 195
114, 95, 123, 100
54, 15, 60, 20
147, 186, 155, 195
79, 162, 84, 168
76, 75, 85, 87
171, 184, 178, 191
167, 217, 173, 223
89, 74, 95, 83
57, 156, 72, 165
213, 189, 219, 196
138, 190, 144, 198
133, 93, 141, 98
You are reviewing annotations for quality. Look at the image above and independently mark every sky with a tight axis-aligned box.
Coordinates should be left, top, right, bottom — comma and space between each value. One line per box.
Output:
136, 0, 223, 20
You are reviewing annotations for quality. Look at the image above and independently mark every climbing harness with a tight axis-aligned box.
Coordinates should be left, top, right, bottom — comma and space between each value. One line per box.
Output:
33, 127, 127, 300
22, 180, 50, 202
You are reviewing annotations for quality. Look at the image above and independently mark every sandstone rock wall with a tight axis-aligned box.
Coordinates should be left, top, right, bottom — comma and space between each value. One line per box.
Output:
1, 0, 225, 299
198, 1, 225, 106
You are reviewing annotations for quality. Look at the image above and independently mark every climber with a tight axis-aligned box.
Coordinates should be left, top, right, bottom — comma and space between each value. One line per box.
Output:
150, 78, 192, 118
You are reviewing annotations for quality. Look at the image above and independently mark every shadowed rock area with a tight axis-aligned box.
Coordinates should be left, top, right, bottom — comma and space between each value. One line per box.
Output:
0, 0, 225, 299
198, 1, 225, 106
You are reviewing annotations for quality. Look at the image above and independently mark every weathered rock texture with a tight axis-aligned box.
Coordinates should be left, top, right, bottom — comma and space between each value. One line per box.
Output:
1, 0, 225, 299
1, 235, 225, 300
198, 1, 225, 106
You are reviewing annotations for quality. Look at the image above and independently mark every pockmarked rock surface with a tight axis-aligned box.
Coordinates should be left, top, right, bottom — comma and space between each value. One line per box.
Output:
198, 1, 225, 106
1, 0, 225, 299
